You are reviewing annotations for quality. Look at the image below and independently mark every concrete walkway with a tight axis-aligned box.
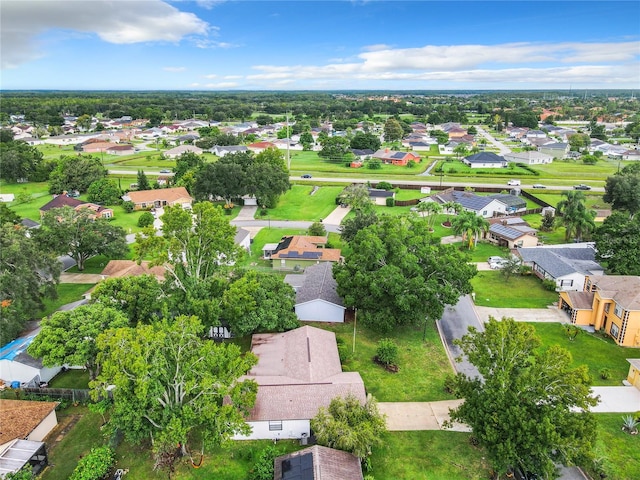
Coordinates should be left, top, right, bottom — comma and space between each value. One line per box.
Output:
378, 400, 469, 432
474, 305, 568, 323
591, 386, 640, 412
321, 205, 351, 226
59, 273, 105, 284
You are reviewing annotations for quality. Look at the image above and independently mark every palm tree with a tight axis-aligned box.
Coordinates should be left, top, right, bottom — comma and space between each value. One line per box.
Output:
453, 143, 469, 159
442, 201, 462, 226
416, 201, 442, 231
452, 211, 489, 249
557, 191, 596, 241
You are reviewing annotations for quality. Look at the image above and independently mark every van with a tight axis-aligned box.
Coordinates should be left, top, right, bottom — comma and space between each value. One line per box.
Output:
507, 179, 521, 186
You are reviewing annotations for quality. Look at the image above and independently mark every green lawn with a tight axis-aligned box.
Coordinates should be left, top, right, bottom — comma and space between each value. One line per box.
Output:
48, 369, 91, 389
471, 271, 559, 308
450, 241, 510, 262
589, 413, 640, 480
321, 322, 456, 402
529, 323, 632, 386
241, 227, 307, 269
268, 185, 343, 221
39, 283, 94, 317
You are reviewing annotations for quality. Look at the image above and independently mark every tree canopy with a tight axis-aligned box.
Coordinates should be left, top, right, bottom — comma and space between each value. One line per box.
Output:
603, 163, 640, 219
0, 224, 60, 344
92, 316, 258, 459
334, 215, 476, 332
318, 136, 352, 162
28, 303, 129, 380
383, 117, 403, 143
449, 317, 597, 479
87, 178, 123, 205
350, 131, 381, 151
48, 155, 106, 193
593, 212, 640, 275
0, 139, 44, 183
556, 191, 596, 242
36, 207, 128, 271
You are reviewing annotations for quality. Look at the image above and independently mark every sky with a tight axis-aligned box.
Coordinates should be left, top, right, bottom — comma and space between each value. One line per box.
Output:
1, 0, 639, 91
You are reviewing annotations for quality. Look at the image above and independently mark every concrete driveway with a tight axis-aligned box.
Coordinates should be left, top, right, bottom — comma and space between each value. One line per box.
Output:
474, 306, 568, 323
378, 400, 469, 432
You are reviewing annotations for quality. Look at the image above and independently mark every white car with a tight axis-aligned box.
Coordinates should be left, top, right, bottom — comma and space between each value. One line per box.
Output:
507, 179, 521, 186
488, 256, 508, 269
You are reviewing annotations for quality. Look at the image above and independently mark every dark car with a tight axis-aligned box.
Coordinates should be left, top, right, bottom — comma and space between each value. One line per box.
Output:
532, 184, 546, 189
301, 174, 312, 179
573, 184, 592, 190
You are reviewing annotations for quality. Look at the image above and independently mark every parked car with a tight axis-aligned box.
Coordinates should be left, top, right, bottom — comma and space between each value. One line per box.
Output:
507, 179, 521, 186
301, 174, 312, 179
488, 256, 509, 269
160, 169, 171, 173
532, 184, 546, 189
574, 184, 591, 190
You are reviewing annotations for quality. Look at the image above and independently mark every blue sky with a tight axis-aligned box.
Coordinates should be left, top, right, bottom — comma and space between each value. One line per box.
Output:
1, 0, 639, 90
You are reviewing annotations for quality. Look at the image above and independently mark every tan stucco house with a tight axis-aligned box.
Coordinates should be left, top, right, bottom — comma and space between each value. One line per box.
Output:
122, 187, 193, 210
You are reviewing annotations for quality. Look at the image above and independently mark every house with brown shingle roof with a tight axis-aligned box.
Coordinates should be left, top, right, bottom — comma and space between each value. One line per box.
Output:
39, 194, 114, 219
0, 400, 58, 447
267, 236, 341, 272
100, 260, 166, 280
273, 445, 364, 480
122, 187, 193, 210
233, 326, 366, 440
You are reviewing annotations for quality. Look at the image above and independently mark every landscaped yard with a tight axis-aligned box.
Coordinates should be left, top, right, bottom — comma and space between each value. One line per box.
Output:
39, 283, 95, 317
529, 322, 632, 386
48, 369, 90, 389
470, 271, 559, 308
267, 185, 344, 221
589, 413, 640, 480
240, 227, 307, 269
450, 241, 510, 262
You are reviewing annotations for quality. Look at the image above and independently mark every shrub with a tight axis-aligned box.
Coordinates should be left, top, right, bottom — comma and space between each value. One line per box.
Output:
336, 337, 352, 363
542, 279, 557, 291
376, 181, 393, 191
367, 158, 382, 170
69, 446, 115, 480
122, 201, 135, 213
248, 445, 280, 480
599, 367, 611, 380
385, 197, 395, 207
307, 221, 326, 237
376, 338, 398, 367
137, 211, 154, 228
621, 414, 639, 434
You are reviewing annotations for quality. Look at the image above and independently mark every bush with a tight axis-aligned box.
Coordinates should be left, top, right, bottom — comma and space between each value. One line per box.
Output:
385, 197, 395, 207
307, 221, 326, 237
137, 211, 154, 228
248, 445, 280, 480
599, 367, 611, 380
542, 279, 557, 291
367, 158, 382, 170
376, 181, 393, 191
122, 201, 135, 213
336, 337, 352, 363
376, 338, 398, 367
69, 446, 114, 480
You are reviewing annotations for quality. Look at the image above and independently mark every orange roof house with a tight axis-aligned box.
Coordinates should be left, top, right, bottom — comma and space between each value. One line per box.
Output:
265, 235, 341, 272
122, 187, 193, 210
40, 194, 114, 219
371, 148, 421, 166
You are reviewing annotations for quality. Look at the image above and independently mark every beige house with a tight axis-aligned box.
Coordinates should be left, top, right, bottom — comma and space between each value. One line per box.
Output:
0, 400, 58, 449
486, 217, 538, 249
265, 236, 341, 272
163, 145, 203, 159
627, 359, 640, 388
123, 187, 193, 210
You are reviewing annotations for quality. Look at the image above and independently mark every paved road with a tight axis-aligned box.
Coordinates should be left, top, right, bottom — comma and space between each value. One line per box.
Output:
231, 219, 342, 233
476, 125, 512, 156
437, 294, 484, 379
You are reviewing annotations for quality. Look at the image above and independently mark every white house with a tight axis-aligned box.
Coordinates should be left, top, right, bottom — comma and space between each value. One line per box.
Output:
423, 188, 508, 218
232, 326, 365, 441
284, 262, 345, 323
462, 152, 507, 168
234, 228, 251, 252
503, 151, 553, 165
163, 145, 203, 159
0, 334, 61, 386
517, 244, 604, 291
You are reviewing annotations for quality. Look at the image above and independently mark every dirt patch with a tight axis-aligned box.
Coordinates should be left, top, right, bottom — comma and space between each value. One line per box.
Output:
373, 356, 399, 373
45, 413, 81, 451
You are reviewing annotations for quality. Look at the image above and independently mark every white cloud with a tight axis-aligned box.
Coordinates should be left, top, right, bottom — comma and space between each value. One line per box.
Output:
223, 75, 243, 79
163, 66, 186, 72
203, 74, 218, 79
204, 82, 239, 88
1, 0, 209, 69
193, 39, 238, 49
361, 43, 393, 52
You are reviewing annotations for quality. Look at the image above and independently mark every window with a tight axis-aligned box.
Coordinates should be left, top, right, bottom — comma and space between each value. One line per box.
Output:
604, 303, 610, 313
269, 421, 283, 431
560, 279, 573, 287
614, 304, 623, 317
610, 323, 620, 339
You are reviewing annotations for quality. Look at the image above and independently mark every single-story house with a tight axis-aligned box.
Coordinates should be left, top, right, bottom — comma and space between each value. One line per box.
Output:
422, 188, 507, 218
247, 142, 276, 154
268, 236, 342, 272
350, 148, 374, 160
622, 150, 640, 161
487, 194, 527, 214
19, 137, 45, 146
0, 334, 61, 386
486, 217, 538, 249
211, 145, 249, 157
558, 275, 640, 347
105, 144, 134, 156
273, 445, 364, 480
284, 262, 345, 323
538, 142, 570, 159
163, 145, 203, 159
462, 152, 507, 169
81, 141, 114, 153
40, 194, 114, 219
368, 188, 395, 205
235, 228, 251, 252
100, 260, 166, 281
371, 149, 421, 166
232, 326, 366, 440
122, 187, 193, 210
517, 244, 604, 291
503, 151, 553, 165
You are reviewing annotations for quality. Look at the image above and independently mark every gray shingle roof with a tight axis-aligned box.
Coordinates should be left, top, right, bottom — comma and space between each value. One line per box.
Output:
429, 190, 494, 212
518, 246, 602, 278
488, 194, 526, 209
464, 152, 506, 164
294, 262, 344, 307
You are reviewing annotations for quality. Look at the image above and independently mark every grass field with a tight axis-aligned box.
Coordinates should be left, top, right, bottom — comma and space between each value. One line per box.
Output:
268, 185, 343, 221
589, 413, 640, 480
39, 283, 95, 317
471, 271, 559, 308
48, 369, 90, 389
529, 323, 632, 386
450, 241, 510, 262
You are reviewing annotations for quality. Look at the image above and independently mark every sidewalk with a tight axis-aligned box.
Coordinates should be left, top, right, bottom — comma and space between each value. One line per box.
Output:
474, 305, 568, 323
591, 386, 640, 412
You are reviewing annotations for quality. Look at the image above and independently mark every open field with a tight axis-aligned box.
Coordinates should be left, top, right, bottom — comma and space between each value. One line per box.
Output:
471, 271, 559, 308
267, 185, 343, 221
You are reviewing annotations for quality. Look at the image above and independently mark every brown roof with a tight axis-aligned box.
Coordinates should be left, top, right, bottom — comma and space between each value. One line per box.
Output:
243, 326, 366, 422
273, 445, 364, 480
564, 291, 594, 310
590, 275, 640, 310
40, 195, 84, 212
125, 187, 192, 205
272, 236, 341, 262
0, 400, 58, 444
100, 260, 166, 280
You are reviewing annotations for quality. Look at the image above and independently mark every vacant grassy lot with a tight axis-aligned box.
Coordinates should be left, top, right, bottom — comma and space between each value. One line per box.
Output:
268, 185, 343, 221
529, 322, 632, 386
533, 158, 630, 181
589, 413, 640, 480
531, 191, 609, 210
39, 283, 95, 317
471, 271, 559, 308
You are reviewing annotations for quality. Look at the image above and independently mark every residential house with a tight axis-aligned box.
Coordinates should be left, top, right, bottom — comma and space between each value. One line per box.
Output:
487, 194, 527, 214
267, 236, 341, 272
284, 262, 345, 323
462, 152, 507, 169
446, 127, 468, 139
247, 141, 276, 154
558, 276, 640, 347
524, 137, 555, 149
626, 359, 640, 388
371, 148, 421, 166
163, 145, 203, 159
156, 175, 171, 186
622, 150, 640, 161
0, 334, 61, 385
20, 137, 44, 146
507, 127, 529, 139
105, 144, 134, 156
123, 187, 193, 210
486, 217, 538, 249
44, 133, 94, 146
538, 142, 570, 159
82, 141, 115, 153
232, 326, 366, 440
422, 188, 507, 218
368, 188, 395, 205
273, 445, 364, 480
211, 145, 249, 157
0, 194, 15, 203
40, 194, 114, 219
235, 228, 251, 252
503, 151, 553, 165
138, 127, 164, 140
525, 130, 548, 139
350, 149, 374, 161
100, 260, 166, 281
0, 400, 57, 477
517, 244, 604, 291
